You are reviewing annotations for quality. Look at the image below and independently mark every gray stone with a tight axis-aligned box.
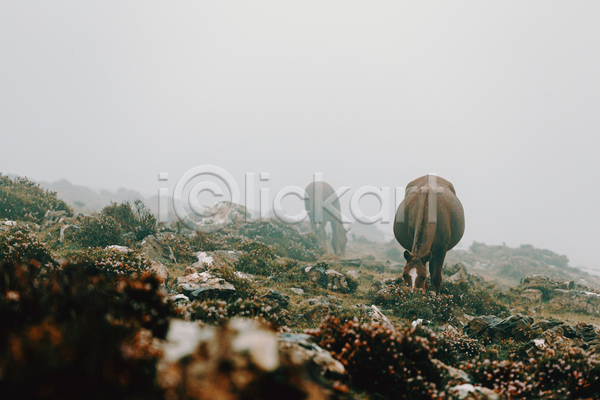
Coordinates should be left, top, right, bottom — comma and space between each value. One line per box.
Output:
464, 314, 535, 342
260, 289, 290, 309
177, 271, 236, 301
141, 235, 176, 263
278, 332, 345, 375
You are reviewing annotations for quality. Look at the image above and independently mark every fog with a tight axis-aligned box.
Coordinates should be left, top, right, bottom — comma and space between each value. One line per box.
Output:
1, 2, 599, 269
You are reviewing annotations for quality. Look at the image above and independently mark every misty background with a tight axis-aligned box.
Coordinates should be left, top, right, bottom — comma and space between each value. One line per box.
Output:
1, 2, 599, 271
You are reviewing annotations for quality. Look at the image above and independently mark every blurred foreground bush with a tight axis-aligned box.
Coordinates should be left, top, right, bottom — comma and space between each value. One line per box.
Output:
0, 255, 174, 399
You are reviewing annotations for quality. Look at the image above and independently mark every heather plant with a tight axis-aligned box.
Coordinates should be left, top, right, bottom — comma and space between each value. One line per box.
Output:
70, 247, 152, 277
462, 358, 533, 397
189, 298, 286, 329
533, 347, 600, 398
434, 329, 485, 367
308, 316, 443, 399
370, 278, 454, 323
0, 174, 72, 223
0, 225, 57, 268
439, 281, 509, 317
461, 347, 600, 399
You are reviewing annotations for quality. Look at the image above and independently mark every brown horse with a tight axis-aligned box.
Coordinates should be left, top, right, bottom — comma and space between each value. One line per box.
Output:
393, 175, 465, 294
304, 181, 347, 257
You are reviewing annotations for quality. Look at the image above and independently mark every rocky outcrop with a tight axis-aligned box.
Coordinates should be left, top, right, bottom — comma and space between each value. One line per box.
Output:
176, 271, 236, 301
303, 264, 350, 293
464, 314, 536, 342
197, 201, 251, 231
141, 235, 176, 263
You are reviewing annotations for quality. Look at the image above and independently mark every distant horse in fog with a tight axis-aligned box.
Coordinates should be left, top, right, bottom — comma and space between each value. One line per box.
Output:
304, 181, 347, 257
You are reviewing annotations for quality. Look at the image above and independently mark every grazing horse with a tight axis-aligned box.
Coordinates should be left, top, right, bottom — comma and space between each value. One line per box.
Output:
393, 175, 465, 294
304, 181, 347, 257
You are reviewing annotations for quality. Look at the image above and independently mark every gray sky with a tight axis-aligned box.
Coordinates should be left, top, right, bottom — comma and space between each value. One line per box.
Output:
1, 2, 600, 269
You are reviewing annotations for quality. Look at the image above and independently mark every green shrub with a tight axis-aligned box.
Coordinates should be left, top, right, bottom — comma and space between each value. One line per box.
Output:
72, 200, 156, 248
0, 174, 72, 223
101, 200, 156, 241
73, 214, 124, 248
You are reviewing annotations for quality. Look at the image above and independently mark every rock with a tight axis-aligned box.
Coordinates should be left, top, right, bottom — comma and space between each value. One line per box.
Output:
260, 289, 290, 309
198, 201, 251, 230
194, 251, 214, 266
464, 315, 503, 339
465, 314, 536, 342
169, 294, 190, 304
157, 318, 327, 399
278, 332, 346, 376
531, 319, 563, 332
3, 220, 17, 227
304, 264, 328, 286
448, 267, 469, 282
325, 269, 350, 292
190, 250, 241, 271
303, 264, 350, 293
149, 261, 169, 283
234, 271, 254, 281
346, 270, 361, 280
161, 319, 214, 363
521, 289, 542, 302
576, 323, 600, 346
369, 305, 393, 329
290, 288, 304, 295
44, 210, 67, 225
540, 326, 582, 351
569, 280, 576, 290
433, 359, 471, 384
520, 275, 568, 290
177, 271, 236, 301
106, 245, 133, 253
351, 303, 394, 329
448, 383, 499, 400
141, 235, 176, 263
550, 289, 600, 314
59, 224, 69, 242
